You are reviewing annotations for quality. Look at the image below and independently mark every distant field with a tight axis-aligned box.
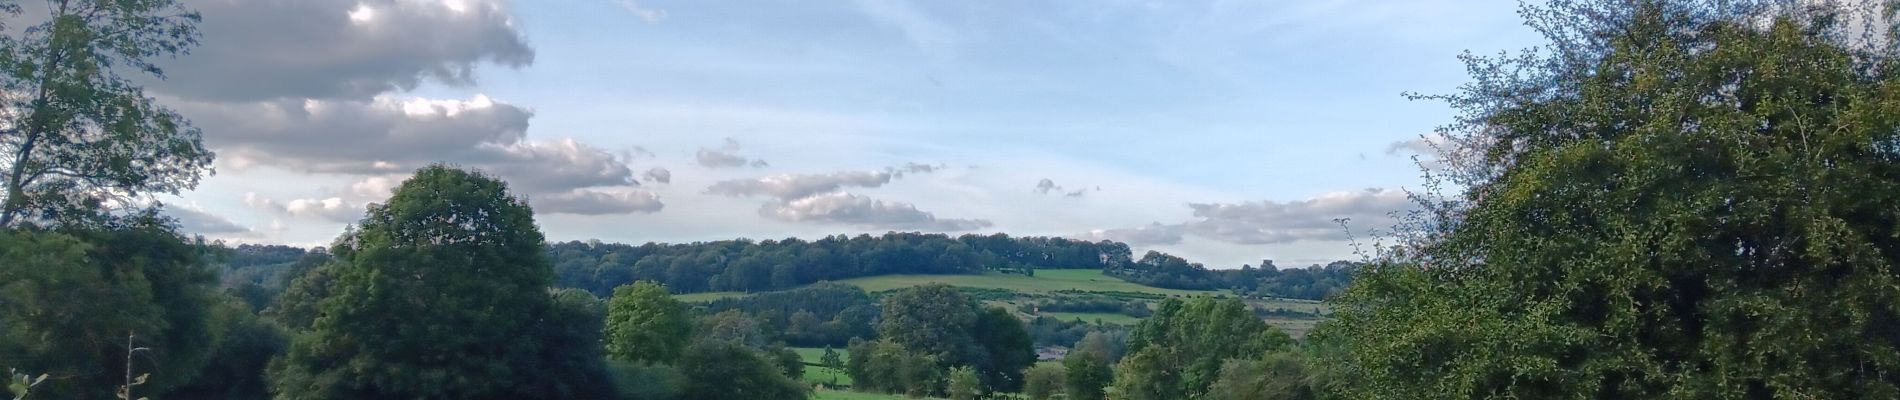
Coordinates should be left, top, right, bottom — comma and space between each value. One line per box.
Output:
835, 269, 1218, 297
1036, 311, 1142, 325
804, 366, 853, 387
1267, 318, 1323, 339
813, 389, 932, 400
1248, 297, 1331, 315
672, 291, 745, 302
792, 346, 849, 363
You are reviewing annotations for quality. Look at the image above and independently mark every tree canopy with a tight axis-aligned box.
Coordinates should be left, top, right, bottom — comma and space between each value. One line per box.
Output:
0, 0, 212, 226
1325, 0, 1900, 398
269, 166, 589, 398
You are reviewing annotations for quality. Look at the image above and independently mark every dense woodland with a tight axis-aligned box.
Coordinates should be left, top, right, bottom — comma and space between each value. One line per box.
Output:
5, 0, 1900, 399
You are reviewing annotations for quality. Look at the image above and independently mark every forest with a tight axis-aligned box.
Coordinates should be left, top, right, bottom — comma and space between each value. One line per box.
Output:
6, 0, 1900, 399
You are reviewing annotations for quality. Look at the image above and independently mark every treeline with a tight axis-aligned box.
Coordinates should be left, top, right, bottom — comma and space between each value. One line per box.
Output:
697, 282, 880, 347
547, 233, 1133, 295
1106, 251, 1359, 300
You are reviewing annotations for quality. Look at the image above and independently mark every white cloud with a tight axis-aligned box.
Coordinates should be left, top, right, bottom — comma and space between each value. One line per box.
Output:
695, 138, 769, 169
708, 170, 896, 200
1182, 188, 1413, 244
154, 0, 533, 102
643, 167, 672, 184
612, 0, 667, 22
165, 205, 255, 235
759, 192, 991, 231
1077, 222, 1185, 246
534, 189, 664, 215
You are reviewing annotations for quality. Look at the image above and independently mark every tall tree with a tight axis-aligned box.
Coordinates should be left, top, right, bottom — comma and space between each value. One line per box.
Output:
1115, 297, 1290, 399
1062, 350, 1113, 400
0, 221, 221, 398
877, 284, 979, 365
675, 340, 808, 400
0, 0, 212, 226
972, 306, 1035, 391
1325, 0, 1900, 398
269, 166, 569, 399
604, 281, 692, 364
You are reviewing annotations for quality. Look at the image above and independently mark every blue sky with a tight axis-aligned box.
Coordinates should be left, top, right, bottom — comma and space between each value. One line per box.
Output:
161, 0, 1542, 268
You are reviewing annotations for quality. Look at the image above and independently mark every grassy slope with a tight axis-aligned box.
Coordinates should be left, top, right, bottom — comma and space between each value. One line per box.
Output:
833, 269, 1218, 297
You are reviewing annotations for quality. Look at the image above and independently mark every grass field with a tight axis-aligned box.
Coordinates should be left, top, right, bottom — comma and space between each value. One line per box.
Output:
672, 291, 746, 302
813, 389, 935, 400
792, 346, 849, 363
835, 269, 1218, 297
1036, 311, 1142, 325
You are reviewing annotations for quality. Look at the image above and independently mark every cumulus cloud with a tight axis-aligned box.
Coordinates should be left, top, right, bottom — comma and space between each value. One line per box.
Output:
178, 95, 643, 197
759, 192, 991, 231
1034, 178, 1096, 198
1181, 188, 1413, 244
152, 0, 534, 102
1082, 188, 1415, 247
534, 189, 665, 215
708, 170, 896, 200
696, 138, 769, 168
284, 198, 365, 222
643, 167, 672, 184
165, 206, 254, 235
1076, 223, 1185, 246
350, 176, 405, 198
246, 193, 362, 222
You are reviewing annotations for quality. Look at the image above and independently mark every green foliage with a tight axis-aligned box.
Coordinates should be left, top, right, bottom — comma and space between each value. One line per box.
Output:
605, 281, 692, 364
946, 366, 981, 400
1021, 363, 1064, 400
268, 166, 583, 399
546, 233, 1130, 295
700, 282, 879, 347
845, 339, 942, 396
161, 297, 288, 399
973, 306, 1036, 392
677, 340, 809, 400
0, 0, 212, 226
768, 345, 806, 379
822, 346, 844, 370
607, 360, 685, 400
1325, 1, 1900, 398
1115, 297, 1290, 399
696, 309, 770, 349
1073, 331, 1127, 363
878, 284, 980, 364
0, 226, 221, 398
1203, 352, 1322, 400
1063, 351, 1112, 400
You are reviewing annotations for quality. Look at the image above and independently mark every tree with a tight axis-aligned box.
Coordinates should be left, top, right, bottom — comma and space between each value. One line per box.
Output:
972, 306, 1035, 391
528, 288, 618, 399
161, 297, 287, 399
696, 309, 769, 349
877, 284, 979, 364
1063, 350, 1113, 400
604, 281, 692, 364
0, 223, 222, 398
1022, 363, 1065, 400
1115, 297, 1290, 399
269, 166, 565, 399
946, 366, 982, 400
1074, 330, 1128, 362
1325, 0, 1900, 398
1203, 352, 1321, 400
820, 346, 843, 370
0, 0, 213, 226
676, 341, 808, 400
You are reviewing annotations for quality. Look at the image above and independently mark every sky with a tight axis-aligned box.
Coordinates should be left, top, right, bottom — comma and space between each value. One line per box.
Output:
156, 0, 1543, 268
